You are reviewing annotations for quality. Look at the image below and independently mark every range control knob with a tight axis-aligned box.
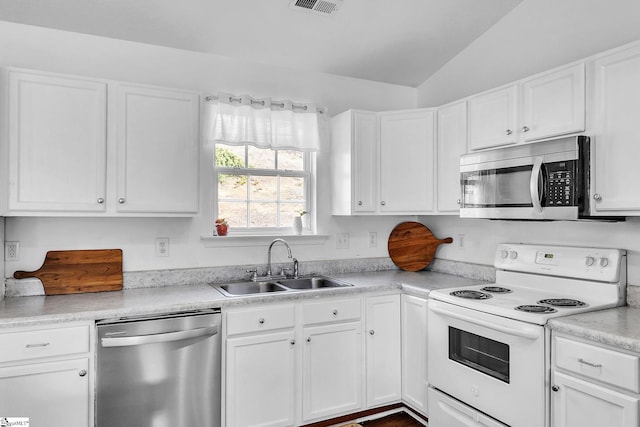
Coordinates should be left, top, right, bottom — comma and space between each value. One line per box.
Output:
500, 250, 509, 259
599, 257, 609, 268
585, 256, 596, 267
509, 251, 518, 259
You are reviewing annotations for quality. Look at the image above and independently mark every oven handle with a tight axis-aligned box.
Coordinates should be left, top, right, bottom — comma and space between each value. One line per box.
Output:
530, 157, 544, 214
430, 305, 540, 340
437, 399, 483, 426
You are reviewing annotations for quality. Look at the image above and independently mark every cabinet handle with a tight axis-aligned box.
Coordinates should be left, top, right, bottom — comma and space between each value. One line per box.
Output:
578, 358, 602, 368
522, 126, 530, 132
306, 337, 311, 343
290, 339, 296, 345
505, 129, 513, 136
358, 201, 363, 206
369, 330, 375, 335
593, 193, 602, 202
25, 342, 50, 348
332, 309, 338, 316
380, 201, 386, 206
552, 385, 559, 392
79, 369, 87, 377
258, 318, 265, 324
118, 198, 126, 204
97, 198, 105, 204
456, 199, 461, 205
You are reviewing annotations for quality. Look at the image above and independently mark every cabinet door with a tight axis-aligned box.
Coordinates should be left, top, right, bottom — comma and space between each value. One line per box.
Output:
226, 330, 296, 427
467, 85, 518, 151
521, 63, 585, 142
436, 101, 467, 213
552, 371, 639, 427
401, 295, 428, 415
115, 85, 200, 214
592, 45, 640, 214
7, 70, 107, 213
0, 358, 89, 427
366, 294, 401, 408
379, 110, 435, 213
353, 111, 379, 213
302, 321, 363, 422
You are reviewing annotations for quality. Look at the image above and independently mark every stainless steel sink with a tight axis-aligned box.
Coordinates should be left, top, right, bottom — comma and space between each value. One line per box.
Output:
278, 276, 353, 290
217, 281, 289, 296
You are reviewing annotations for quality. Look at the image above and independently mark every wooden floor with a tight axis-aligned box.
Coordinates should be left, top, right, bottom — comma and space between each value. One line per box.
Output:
360, 412, 425, 427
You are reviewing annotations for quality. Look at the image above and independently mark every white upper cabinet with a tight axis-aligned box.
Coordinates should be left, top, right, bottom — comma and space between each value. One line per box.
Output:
1, 68, 200, 216
521, 63, 585, 142
467, 85, 518, 151
436, 101, 467, 213
591, 43, 640, 214
115, 84, 199, 214
331, 109, 435, 215
5, 69, 108, 213
467, 63, 585, 151
379, 110, 435, 214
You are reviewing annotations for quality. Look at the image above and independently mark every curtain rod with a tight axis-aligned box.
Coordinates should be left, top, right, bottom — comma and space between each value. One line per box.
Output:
205, 95, 325, 114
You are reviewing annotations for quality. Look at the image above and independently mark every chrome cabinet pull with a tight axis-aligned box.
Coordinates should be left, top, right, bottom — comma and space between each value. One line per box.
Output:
290, 339, 295, 345
79, 369, 87, 377
522, 126, 530, 132
357, 201, 363, 206
369, 330, 375, 335
306, 337, 311, 343
380, 201, 386, 206
552, 385, 560, 392
593, 193, 602, 201
332, 309, 338, 316
118, 198, 126, 204
258, 318, 265, 324
26, 342, 50, 348
578, 358, 602, 368
97, 198, 105, 204
505, 129, 513, 136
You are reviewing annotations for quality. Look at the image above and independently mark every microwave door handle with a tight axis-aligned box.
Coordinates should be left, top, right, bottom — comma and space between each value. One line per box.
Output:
530, 157, 543, 214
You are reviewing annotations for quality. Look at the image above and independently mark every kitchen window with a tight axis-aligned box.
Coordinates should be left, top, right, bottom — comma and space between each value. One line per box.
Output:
214, 143, 314, 232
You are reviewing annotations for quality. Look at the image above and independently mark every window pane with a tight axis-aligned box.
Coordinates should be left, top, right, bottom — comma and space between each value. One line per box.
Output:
250, 176, 278, 200
280, 203, 306, 227
218, 174, 247, 199
248, 146, 275, 169
278, 150, 304, 171
279, 176, 304, 201
218, 202, 248, 229
215, 144, 245, 168
250, 202, 277, 227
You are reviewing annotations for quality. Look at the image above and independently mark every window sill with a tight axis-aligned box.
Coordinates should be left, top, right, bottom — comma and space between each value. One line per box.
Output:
200, 234, 329, 247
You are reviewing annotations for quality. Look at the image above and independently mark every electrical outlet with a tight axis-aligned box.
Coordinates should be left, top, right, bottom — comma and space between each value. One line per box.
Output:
336, 233, 350, 249
368, 232, 377, 248
457, 234, 465, 250
155, 238, 170, 257
5, 241, 19, 261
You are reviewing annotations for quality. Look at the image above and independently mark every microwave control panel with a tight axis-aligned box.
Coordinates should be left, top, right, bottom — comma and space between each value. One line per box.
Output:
546, 161, 576, 206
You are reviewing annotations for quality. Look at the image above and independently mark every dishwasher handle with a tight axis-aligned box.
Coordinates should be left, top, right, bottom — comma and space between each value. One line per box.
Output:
101, 325, 218, 348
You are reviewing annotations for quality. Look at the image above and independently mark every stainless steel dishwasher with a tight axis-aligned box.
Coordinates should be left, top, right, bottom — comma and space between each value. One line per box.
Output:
96, 309, 221, 427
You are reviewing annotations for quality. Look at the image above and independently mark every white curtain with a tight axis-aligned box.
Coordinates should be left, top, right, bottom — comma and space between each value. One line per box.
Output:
204, 92, 329, 151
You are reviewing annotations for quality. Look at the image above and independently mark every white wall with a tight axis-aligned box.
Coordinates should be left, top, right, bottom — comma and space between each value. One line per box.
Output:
0, 21, 418, 276
416, 0, 640, 286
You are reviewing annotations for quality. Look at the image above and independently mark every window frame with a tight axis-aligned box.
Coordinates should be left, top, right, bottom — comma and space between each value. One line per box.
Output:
213, 143, 316, 235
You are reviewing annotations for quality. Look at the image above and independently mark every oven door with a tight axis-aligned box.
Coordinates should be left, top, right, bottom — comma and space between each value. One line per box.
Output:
428, 300, 546, 427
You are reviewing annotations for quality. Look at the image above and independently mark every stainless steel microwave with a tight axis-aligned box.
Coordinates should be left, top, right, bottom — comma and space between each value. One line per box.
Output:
459, 136, 591, 220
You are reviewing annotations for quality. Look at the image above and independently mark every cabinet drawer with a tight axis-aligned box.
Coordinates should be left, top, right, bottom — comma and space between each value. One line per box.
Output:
554, 335, 640, 393
0, 324, 90, 363
226, 305, 295, 336
303, 298, 361, 325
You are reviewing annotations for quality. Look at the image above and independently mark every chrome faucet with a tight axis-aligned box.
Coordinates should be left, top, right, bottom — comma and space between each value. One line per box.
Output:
266, 238, 293, 277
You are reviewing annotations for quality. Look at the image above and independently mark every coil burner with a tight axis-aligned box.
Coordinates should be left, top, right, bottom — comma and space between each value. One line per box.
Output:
481, 286, 512, 293
515, 305, 557, 314
537, 298, 587, 308
450, 290, 492, 300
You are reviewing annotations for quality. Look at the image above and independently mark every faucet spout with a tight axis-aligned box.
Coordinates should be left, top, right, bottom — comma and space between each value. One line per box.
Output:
267, 238, 293, 277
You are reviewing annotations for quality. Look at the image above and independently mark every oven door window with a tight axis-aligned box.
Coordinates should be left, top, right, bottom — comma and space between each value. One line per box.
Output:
461, 165, 536, 208
449, 327, 510, 383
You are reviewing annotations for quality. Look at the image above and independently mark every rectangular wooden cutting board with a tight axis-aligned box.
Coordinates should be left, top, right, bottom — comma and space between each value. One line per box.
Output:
13, 249, 123, 295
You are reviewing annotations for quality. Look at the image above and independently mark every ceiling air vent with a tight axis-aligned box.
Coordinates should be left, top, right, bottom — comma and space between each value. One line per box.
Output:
289, 0, 343, 16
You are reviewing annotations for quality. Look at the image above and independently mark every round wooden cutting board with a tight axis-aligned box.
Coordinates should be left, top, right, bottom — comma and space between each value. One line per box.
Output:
387, 222, 453, 271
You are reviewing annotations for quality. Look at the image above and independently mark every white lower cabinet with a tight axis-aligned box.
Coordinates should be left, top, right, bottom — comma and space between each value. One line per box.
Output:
0, 322, 93, 427
551, 333, 640, 427
401, 294, 429, 415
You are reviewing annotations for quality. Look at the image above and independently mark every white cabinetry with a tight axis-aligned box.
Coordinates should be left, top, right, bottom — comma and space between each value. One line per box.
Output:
551, 333, 640, 427
0, 322, 93, 427
401, 294, 429, 415
301, 297, 363, 423
224, 305, 296, 427
467, 63, 585, 151
1, 68, 199, 216
436, 101, 467, 213
331, 109, 435, 215
591, 44, 640, 214
365, 294, 401, 408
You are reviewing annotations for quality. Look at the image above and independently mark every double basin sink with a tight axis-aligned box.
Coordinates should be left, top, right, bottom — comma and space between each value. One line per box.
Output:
216, 276, 352, 297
